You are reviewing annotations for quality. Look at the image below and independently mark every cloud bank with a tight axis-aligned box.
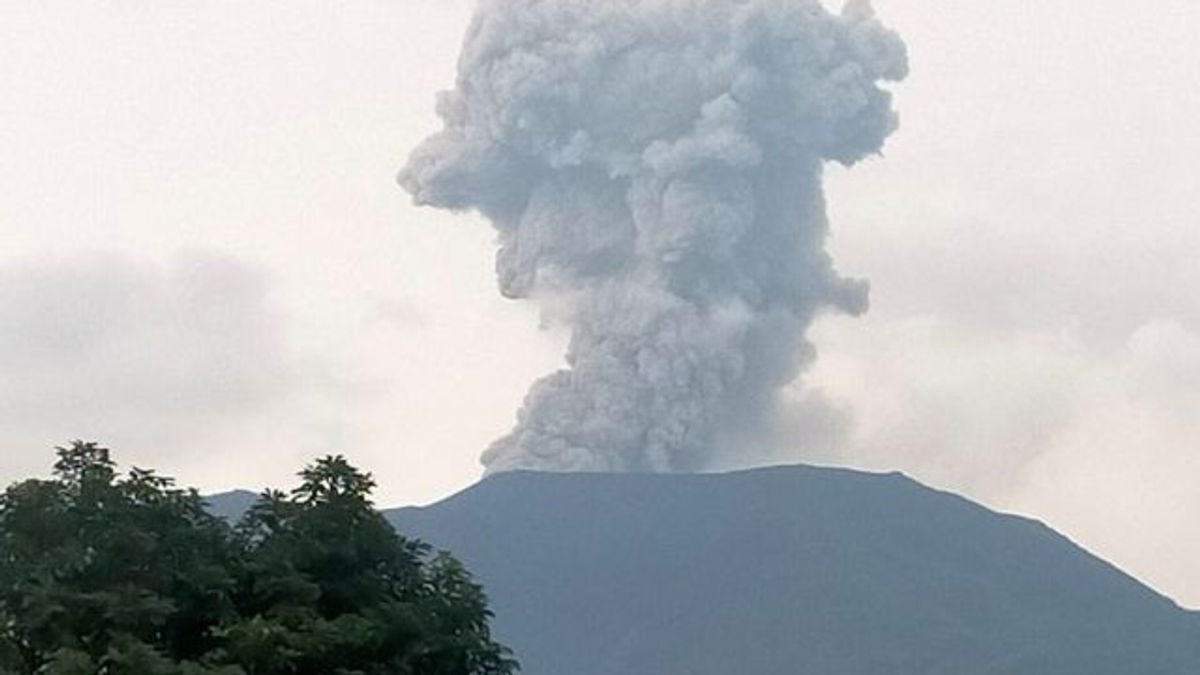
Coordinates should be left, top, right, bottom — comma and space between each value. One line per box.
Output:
0, 253, 318, 481
402, 0, 907, 473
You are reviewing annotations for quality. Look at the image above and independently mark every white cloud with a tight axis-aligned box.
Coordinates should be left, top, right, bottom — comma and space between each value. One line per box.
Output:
0, 252, 328, 484
805, 311, 1200, 607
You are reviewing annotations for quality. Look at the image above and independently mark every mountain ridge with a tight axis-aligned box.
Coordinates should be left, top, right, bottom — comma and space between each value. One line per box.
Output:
388, 465, 1200, 675
206, 465, 1200, 674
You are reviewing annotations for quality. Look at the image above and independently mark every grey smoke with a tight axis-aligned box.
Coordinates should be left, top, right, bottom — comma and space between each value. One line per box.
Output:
401, 0, 907, 473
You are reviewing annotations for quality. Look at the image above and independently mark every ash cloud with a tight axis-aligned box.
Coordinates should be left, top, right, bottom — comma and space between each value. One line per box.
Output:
402, 0, 907, 473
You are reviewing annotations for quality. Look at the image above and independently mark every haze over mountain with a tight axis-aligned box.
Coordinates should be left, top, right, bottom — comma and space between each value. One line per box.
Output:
376, 466, 1200, 675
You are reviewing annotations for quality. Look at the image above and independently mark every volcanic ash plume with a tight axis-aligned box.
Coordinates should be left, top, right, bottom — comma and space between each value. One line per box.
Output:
401, 0, 907, 474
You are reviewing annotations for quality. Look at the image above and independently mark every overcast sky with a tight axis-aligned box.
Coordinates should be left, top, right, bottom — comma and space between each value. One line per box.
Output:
2, 0, 1198, 608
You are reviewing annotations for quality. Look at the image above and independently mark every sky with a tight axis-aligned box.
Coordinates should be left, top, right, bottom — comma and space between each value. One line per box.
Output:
2, 0, 1197, 608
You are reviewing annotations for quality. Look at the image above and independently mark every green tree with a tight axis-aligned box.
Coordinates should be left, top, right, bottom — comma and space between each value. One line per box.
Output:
228, 455, 516, 675
0, 442, 239, 674
0, 443, 517, 675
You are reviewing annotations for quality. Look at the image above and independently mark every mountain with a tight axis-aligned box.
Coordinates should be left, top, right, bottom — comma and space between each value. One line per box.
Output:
387, 466, 1200, 675
204, 489, 259, 523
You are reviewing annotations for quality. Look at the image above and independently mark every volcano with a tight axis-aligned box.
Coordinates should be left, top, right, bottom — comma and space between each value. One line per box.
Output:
384, 465, 1200, 675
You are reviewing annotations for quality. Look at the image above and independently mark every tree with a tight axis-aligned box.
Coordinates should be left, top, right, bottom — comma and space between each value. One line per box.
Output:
0, 443, 517, 675
0, 442, 240, 675
229, 455, 516, 675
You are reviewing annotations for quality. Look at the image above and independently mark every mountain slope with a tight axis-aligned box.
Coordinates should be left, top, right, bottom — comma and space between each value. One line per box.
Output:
203, 489, 259, 523
388, 466, 1200, 675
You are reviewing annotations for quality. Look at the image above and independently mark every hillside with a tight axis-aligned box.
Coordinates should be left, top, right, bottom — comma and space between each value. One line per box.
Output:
204, 489, 259, 523
386, 466, 1200, 675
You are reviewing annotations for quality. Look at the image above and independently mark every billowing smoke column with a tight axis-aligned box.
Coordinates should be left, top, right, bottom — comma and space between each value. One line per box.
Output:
401, 0, 907, 473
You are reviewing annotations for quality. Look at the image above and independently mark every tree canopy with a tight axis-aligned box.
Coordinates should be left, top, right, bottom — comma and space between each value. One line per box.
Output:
0, 442, 517, 675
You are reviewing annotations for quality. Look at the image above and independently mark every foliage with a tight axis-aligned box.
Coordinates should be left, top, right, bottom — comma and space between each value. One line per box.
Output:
0, 442, 517, 675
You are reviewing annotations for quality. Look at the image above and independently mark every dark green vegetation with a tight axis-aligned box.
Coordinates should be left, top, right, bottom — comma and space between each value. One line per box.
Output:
389, 467, 1200, 675
0, 443, 516, 675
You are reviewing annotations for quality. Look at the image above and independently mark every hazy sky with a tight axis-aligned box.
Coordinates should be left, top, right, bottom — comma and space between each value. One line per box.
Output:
2, 1, 1198, 608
